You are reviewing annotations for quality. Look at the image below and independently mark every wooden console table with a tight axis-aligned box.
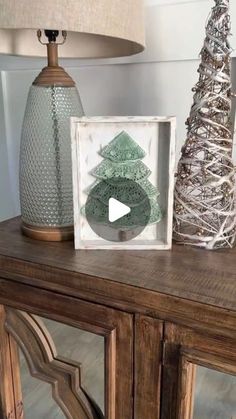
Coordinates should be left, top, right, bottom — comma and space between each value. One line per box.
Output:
0, 217, 236, 419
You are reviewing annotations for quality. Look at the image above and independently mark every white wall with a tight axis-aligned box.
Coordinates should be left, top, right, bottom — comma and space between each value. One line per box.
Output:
0, 0, 236, 221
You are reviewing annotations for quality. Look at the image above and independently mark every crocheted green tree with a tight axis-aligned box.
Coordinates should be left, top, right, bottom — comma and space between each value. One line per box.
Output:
84, 131, 162, 229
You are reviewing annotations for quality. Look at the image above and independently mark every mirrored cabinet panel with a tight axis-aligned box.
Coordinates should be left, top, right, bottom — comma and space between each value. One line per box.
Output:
6, 309, 105, 419
19, 355, 65, 419
163, 324, 236, 419
193, 366, 236, 419
43, 317, 105, 413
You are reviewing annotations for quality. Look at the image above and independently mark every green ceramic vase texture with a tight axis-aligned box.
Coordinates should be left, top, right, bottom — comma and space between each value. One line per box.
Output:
20, 85, 84, 228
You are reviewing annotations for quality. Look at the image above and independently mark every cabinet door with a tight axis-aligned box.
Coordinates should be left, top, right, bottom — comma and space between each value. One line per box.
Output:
161, 323, 236, 419
0, 280, 133, 419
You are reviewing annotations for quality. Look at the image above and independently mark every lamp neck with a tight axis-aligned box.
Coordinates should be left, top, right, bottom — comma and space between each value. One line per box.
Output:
33, 30, 75, 88
45, 30, 59, 67
47, 43, 59, 67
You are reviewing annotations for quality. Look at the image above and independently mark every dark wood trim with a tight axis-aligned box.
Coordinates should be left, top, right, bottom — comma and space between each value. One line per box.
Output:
181, 349, 236, 376
1, 263, 236, 340
105, 331, 116, 419
134, 315, 163, 419
0, 306, 23, 419
160, 340, 179, 419
177, 357, 196, 419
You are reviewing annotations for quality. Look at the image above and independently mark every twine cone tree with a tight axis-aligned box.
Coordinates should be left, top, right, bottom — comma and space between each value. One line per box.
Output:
173, 0, 236, 249
84, 131, 162, 238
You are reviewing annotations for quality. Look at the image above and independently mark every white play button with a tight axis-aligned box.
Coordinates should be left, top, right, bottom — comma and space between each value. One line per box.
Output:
108, 198, 131, 223
85, 178, 151, 242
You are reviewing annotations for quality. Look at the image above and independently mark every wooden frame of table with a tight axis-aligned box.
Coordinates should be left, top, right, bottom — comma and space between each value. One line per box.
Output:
0, 218, 235, 419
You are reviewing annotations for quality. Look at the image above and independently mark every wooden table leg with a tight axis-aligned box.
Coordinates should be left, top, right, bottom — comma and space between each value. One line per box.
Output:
0, 306, 23, 419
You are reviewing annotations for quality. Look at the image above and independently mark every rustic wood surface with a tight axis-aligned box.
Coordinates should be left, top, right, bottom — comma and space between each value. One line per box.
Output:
0, 218, 236, 338
0, 218, 236, 418
0, 217, 235, 309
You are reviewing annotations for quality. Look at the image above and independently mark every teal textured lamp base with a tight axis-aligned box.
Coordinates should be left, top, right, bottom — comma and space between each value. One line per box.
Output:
20, 37, 84, 241
20, 34, 83, 241
20, 84, 83, 241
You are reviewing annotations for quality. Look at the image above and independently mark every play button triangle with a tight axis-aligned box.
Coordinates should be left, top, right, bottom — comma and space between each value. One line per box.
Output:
108, 198, 131, 223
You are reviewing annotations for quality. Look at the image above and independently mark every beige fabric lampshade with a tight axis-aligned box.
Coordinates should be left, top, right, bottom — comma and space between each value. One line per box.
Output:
0, 0, 145, 58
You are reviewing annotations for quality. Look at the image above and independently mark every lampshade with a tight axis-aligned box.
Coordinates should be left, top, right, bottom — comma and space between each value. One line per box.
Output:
0, 0, 145, 58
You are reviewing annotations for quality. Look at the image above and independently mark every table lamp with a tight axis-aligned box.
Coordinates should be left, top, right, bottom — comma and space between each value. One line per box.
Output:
0, 0, 145, 241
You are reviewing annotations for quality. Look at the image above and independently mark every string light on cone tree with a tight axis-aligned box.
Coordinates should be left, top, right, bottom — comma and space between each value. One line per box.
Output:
173, 0, 236, 249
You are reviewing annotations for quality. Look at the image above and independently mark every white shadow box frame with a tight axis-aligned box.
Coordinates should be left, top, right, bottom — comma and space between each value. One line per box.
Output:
71, 116, 176, 250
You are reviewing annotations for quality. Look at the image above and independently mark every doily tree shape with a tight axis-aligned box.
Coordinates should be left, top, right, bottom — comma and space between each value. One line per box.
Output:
83, 131, 162, 230
173, 0, 236, 249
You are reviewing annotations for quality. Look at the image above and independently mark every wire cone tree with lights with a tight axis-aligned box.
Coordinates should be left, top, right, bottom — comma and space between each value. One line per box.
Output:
173, 0, 236, 249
